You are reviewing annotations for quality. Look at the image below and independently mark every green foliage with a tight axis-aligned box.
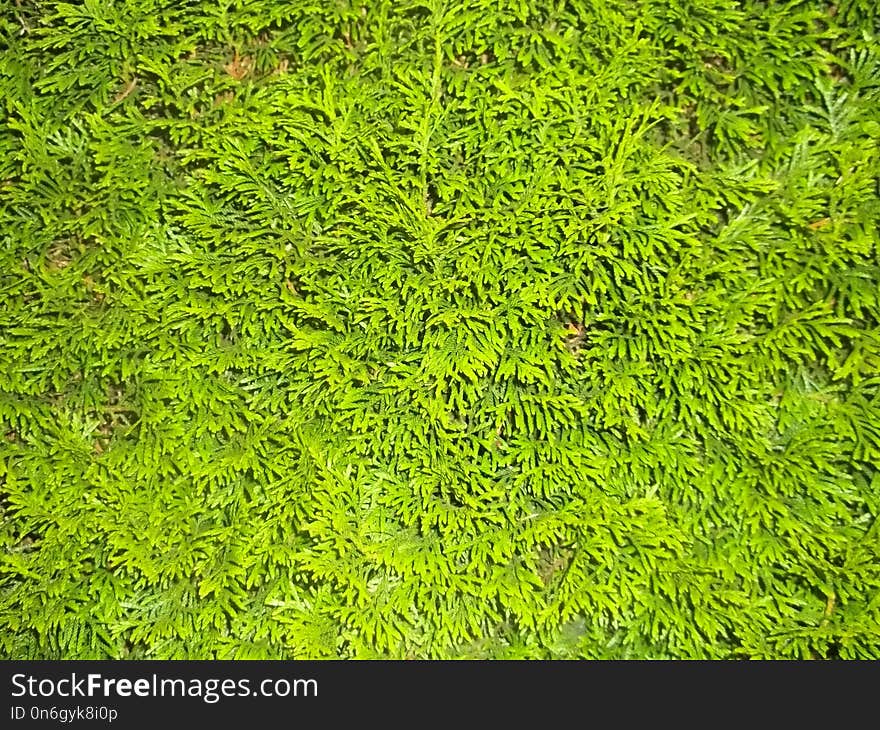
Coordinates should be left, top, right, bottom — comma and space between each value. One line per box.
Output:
1, 0, 878, 659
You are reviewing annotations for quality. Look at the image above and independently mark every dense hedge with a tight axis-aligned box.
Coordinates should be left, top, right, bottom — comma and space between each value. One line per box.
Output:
1, 0, 878, 658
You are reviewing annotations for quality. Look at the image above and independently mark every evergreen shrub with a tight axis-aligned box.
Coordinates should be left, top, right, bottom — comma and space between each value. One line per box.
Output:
1, 0, 878, 658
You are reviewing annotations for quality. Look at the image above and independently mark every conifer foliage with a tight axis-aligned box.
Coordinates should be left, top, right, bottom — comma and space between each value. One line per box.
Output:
1, 0, 878, 658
